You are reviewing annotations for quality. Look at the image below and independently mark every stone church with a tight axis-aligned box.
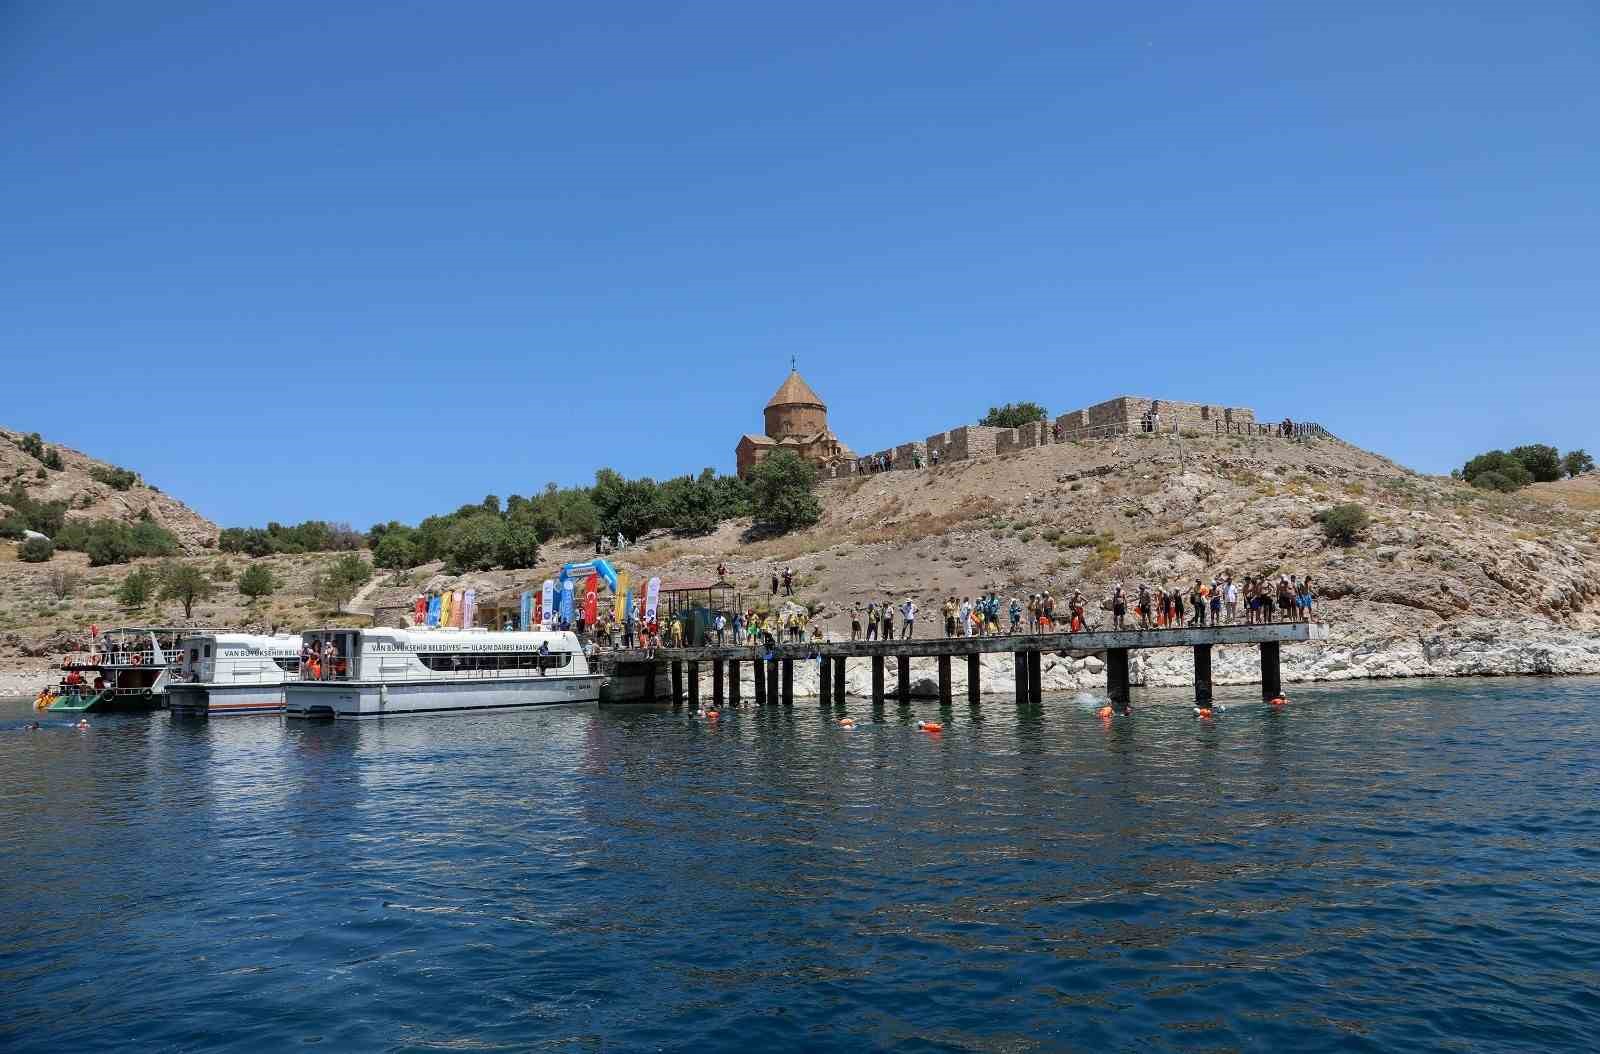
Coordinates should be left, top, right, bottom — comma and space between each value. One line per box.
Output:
735, 369, 855, 477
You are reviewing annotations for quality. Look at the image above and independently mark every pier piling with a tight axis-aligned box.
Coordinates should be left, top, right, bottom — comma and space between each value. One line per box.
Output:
1193, 645, 1213, 705
896, 655, 911, 704
688, 661, 699, 707
1106, 649, 1130, 705
967, 653, 981, 704
1260, 641, 1281, 700
781, 659, 793, 706
753, 658, 766, 706
671, 661, 683, 705
937, 655, 952, 705
820, 655, 833, 704
728, 660, 740, 705
834, 657, 846, 700
1014, 652, 1027, 702
1027, 651, 1042, 704
871, 655, 885, 704
767, 659, 780, 707
711, 659, 723, 705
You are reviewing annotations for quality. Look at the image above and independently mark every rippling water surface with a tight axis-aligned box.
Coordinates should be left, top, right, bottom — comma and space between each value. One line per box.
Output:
3, 677, 1598, 1052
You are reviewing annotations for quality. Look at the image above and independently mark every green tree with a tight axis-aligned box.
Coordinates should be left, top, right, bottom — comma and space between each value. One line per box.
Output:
17, 432, 45, 459
495, 519, 541, 569
118, 567, 154, 609
1315, 503, 1369, 546
312, 553, 372, 613
40, 448, 64, 471
749, 450, 821, 533
591, 469, 660, 540
89, 465, 139, 490
1461, 450, 1533, 491
158, 560, 214, 618
373, 527, 420, 571
18, 536, 53, 562
979, 402, 1048, 428
237, 562, 279, 602
1563, 449, 1594, 478
1509, 444, 1562, 483
443, 513, 507, 573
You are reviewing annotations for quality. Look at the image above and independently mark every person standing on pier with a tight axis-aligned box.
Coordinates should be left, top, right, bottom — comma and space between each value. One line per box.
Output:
850, 604, 862, 641
714, 613, 727, 645
865, 602, 878, 641
771, 572, 779, 597
943, 597, 958, 638
900, 597, 917, 639
959, 597, 974, 638
881, 600, 895, 641
1111, 585, 1127, 630
1225, 577, 1239, 624
1009, 597, 1022, 634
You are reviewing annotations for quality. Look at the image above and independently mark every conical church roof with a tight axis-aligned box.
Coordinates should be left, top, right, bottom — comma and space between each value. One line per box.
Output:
765, 369, 825, 410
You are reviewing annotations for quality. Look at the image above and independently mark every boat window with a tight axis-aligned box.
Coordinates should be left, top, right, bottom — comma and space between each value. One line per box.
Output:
204, 645, 212, 658
415, 651, 573, 673
273, 658, 301, 673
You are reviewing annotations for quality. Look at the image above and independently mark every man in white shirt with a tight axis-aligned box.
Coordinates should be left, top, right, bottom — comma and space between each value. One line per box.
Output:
714, 613, 727, 644
958, 597, 973, 637
1225, 579, 1238, 624
901, 598, 917, 639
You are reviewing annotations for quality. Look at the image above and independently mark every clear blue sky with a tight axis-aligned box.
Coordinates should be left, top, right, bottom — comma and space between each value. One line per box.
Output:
5, 2, 1596, 529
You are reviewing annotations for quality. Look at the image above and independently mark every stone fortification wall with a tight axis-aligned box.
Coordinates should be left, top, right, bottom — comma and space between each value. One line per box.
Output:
818, 396, 1327, 483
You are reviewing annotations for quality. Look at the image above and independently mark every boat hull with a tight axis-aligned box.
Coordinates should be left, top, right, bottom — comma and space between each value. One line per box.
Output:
284, 674, 604, 719
167, 683, 287, 717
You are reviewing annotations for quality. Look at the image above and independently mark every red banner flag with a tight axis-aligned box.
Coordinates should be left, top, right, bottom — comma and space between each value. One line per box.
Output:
583, 572, 599, 625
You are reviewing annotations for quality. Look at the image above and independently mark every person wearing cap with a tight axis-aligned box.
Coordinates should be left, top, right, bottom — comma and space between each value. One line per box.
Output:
900, 597, 917, 639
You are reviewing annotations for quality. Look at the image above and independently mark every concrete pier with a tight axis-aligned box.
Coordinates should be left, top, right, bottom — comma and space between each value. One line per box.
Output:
603, 623, 1326, 706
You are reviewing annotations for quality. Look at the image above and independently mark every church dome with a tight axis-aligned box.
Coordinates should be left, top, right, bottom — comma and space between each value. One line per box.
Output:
765, 370, 825, 410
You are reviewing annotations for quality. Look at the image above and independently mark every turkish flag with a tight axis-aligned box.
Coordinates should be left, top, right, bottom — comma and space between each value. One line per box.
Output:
583, 572, 599, 624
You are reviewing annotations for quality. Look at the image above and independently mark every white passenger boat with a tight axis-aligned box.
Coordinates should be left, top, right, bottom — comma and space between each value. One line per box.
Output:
284, 627, 603, 719
165, 631, 302, 716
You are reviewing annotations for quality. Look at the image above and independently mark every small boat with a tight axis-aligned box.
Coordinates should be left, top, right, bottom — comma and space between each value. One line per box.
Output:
284, 626, 604, 719
165, 631, 303, 717
47, 627, 187, 712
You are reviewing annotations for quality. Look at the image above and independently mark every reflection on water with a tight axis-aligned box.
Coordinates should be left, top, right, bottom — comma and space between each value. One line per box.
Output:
2, 677, 1598, 1052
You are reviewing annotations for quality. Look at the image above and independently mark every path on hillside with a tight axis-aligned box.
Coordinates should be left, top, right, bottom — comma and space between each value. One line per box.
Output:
345, 573, 387, 620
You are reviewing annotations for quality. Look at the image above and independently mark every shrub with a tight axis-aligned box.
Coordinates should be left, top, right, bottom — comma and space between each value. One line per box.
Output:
312, 554, 372, 613
16, 433, 45, 459
89, 465, 139, 490
979, 402, 1048, 428
237, 563, 278, 602
1460, 450, 1533, 491
1316, 503, 1369, 546
373, 528, 420, 571
1564, 449, 1594, 479
118, 567, 154, 609
18, 536, 53, 562
48, 568, 81, 600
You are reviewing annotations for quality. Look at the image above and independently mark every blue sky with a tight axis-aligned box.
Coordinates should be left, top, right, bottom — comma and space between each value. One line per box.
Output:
4, 1, 1596, 528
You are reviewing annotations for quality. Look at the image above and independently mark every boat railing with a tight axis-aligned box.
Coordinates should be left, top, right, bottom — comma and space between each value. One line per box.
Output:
298, 653, 585, 683
64, 648, 183, 670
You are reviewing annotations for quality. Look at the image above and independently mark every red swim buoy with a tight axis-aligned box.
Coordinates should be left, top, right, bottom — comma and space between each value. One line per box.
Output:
705, 709, 719, 720
917, 721, 943, 733
1195, 707, 1214, 719
1270, 696, 1287, 707
1096, 706, 1114, 719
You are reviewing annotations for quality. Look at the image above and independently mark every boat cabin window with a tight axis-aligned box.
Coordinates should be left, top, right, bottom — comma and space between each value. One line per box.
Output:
415, 650, 573, 673
301, 631, 359, 680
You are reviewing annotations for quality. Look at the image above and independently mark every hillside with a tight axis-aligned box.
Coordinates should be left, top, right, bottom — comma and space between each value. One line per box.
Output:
5, 427, 1600, 697
1, 426, 217, 551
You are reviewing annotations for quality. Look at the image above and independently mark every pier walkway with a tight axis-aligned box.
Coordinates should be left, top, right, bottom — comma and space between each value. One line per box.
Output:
604, 622, 1328, 707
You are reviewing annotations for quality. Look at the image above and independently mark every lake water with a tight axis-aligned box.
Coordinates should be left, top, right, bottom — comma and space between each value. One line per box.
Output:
2, 677, 1597, 1052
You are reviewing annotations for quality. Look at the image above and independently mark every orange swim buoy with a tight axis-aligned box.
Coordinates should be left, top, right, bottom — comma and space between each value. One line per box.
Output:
1270, 696, 1287, 707
705, 709, 719, 720
917, 721, 943, 733
1096, 706, 1114, 719
1195, 707, 1214, 719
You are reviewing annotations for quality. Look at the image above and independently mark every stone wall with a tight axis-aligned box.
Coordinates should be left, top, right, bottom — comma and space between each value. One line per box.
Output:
945, 425, 1003, 462
894, 441, 925, 469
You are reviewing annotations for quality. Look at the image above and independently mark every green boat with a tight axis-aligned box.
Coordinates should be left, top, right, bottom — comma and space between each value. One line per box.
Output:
47, 687, 117, 713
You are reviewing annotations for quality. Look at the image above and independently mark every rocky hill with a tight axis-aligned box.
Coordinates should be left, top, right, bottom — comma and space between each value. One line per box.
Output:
1, 426, 217, 551
5, 426, 1600, 697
